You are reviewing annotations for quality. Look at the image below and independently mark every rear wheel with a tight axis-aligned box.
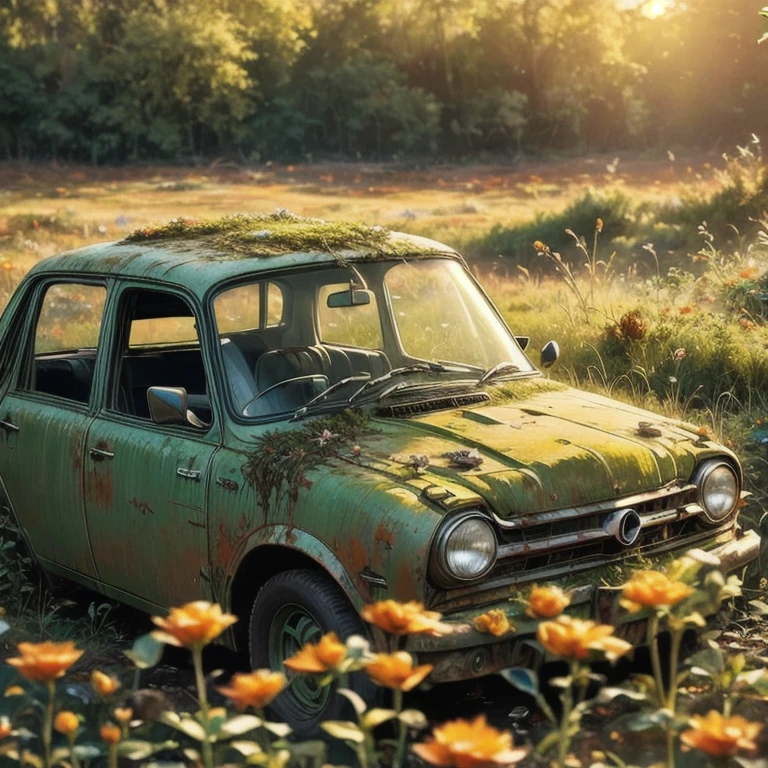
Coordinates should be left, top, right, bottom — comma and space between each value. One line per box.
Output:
249, 569, 374, 736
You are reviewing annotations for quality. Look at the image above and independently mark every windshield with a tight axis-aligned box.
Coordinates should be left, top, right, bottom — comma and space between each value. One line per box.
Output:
212, 257, 535, 420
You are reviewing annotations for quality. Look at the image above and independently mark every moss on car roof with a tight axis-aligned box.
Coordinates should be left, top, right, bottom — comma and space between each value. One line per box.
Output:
123, 210, 451, 261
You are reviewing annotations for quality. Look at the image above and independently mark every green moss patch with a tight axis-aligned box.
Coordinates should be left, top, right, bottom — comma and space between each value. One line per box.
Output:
241, 409, 375, 515
486, 377, 568, 405
123, 210, 446, 260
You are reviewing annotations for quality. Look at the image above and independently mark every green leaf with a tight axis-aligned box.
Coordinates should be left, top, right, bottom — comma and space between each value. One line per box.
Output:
338, 688, 366, 716
362, 708, 396, 729
398, 709, 427, 729
263, 721, 292, 738
124, 633, 164, 670
734, 669, 768, 697
321, 721, 365, 743
686, 644, 725, 676
499, 667, 539, 697
0, 620, 10, 637
594, 687, 648, 704
230, 741, 265, 757
159, 712, 206, 741
749, 599, 768, 615
218, 715, 263, 739
118, 740, 178, 760
72, 745, 102, 760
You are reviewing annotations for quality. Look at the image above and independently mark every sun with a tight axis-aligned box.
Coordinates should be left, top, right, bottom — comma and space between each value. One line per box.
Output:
642, 0, 670, 18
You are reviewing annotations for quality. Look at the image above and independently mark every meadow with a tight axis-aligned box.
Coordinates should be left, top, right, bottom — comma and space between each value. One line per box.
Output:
0, 152, 767, 767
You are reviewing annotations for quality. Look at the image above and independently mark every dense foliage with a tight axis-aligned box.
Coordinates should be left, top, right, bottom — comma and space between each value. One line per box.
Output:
1, 0, 767, 162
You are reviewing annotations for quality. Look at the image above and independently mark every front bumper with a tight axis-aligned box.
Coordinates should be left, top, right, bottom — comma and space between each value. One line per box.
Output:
407, 527, 761, 683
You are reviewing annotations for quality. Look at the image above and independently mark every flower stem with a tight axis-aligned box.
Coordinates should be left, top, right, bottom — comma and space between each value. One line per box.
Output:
107, 743, 117, 768
557, 661, 577, 768
42, 681, 54, 768
67, 733, 81, 768
648, 614, 665, 708
393, 688, 406, 768
192, 646, 213, 768
665, 626, 683, 768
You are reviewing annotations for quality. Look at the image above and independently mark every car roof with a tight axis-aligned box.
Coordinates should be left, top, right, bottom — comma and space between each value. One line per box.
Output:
28, 211, 460, 297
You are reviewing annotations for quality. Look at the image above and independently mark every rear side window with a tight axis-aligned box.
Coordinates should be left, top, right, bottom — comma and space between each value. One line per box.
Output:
214, 281, 285, 334
22, 282, 107, 404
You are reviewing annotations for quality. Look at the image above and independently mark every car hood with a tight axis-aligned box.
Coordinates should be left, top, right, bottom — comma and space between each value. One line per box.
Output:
354, 382, 727, 519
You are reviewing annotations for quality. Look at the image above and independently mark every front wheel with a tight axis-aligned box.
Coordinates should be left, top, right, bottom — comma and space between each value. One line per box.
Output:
249, 568, 374, 736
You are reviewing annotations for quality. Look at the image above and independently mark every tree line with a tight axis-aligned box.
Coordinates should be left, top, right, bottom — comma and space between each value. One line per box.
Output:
1, 0, 766, 163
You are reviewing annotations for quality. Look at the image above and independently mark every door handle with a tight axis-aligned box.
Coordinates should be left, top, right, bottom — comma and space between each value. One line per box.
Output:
0, 420, 19, 434
89, 447, 114, 461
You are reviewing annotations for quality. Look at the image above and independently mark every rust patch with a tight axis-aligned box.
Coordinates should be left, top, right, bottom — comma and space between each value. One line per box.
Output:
374, 521, 396, 551
90, 466, 113, 509
129, 497, 154, 516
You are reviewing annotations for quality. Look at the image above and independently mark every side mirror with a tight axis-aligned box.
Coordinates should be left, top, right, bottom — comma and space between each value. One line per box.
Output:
540, 340, 560, 369
147, 386, 205, 428
326, 288, 373, 308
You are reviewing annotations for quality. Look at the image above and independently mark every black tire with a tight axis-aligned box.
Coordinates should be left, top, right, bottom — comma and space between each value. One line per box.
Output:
249, 568, 376, 737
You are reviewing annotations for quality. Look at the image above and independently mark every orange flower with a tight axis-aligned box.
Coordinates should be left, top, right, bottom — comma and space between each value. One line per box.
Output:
526, 586, 570, 619
739, 268, 758, 280
152, 601, 237, 649
217, 670, 286, 710
113, 708, 133, 725
413, 715, 528, 767
473, 610, 513, 637
54, 711, 79, 736
596, 218, 604, 233
361, 600, 447, 636
364, 652, 433, 691
283, 632, 347, 673
6, 641, 83, 683
679, 305, 694, 315
100, 723, 121, 745
91, 670, 120, 698
4, 686, 23, 697
621, 570, 694, 612
681, 711, 761, 757
533, 240, 547, 252
0, 718, 11, 740
537, 616, 632, 661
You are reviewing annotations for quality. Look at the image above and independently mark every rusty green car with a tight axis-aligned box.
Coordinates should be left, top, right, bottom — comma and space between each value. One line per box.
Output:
0, 212, 758, 731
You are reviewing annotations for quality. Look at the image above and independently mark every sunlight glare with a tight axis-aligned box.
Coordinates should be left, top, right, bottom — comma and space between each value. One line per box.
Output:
642, 0, 670, 18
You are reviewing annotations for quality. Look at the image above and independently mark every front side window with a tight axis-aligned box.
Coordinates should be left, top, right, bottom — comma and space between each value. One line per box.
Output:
22, 282, 107, 404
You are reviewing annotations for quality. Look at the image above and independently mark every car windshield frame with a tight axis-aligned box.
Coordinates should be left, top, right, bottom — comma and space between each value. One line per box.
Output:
209, 256, 537, 424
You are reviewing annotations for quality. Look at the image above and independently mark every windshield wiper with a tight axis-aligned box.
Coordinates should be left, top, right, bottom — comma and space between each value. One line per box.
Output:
476, 361, 521, 387
292, 375, 371, 421
348, 362, 472, 405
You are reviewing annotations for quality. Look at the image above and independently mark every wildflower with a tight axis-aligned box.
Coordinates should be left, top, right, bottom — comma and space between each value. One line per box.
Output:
152, 601, 237, 649
537, 616, 632, 661
54, 711, 79, 736
7, 641, 83, 683
533, 240, 547, 253
473, 609, 513, 637
621, 570, 694, 612
100, 723, 121, 745
681, 711, 761, 757
284, 632, 347, 673
526, 585, 570, 619
739, 268, 758, 280
0, 718, 11, 740
362, 600, 447, 636
91, 670, 120, 698
596, 218, 604, 233
113, 708, 133, 725
739, 317, 756, 331
365, 652, 433, 691
217, 670, 287, 710
673, 347, 687, 361
4, 686, 23, 697
679, 305, 693, 315
413, 715, 528, 767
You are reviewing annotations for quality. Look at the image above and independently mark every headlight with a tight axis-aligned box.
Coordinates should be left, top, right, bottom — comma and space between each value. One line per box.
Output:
432, 513, 498, 585
695, 460, 739, 524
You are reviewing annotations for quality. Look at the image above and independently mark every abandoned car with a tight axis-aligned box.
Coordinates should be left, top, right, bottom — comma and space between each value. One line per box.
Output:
0, 212, 758, 730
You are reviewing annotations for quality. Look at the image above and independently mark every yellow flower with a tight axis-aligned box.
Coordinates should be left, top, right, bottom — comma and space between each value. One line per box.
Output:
152, 601, 237, 649
361, 600, 447, 636
217, 670, 287, 710
283, 632, 347, 674
6, 641, 83, 683
4, 686, 23, 697
621, 570, 694, 612
91, 670, 120, 698
596, 218, 604, 233
533, 240, 547, 252
100, 723, 121, 745
526, 585, 570, 619
681, 711, 761, 757
537, 616, 632, 662
364, 652, 433, 691
413, 715, 529, 767
473, 610, 513, 637
113, 708, 133, 725
54, 711, 79, 736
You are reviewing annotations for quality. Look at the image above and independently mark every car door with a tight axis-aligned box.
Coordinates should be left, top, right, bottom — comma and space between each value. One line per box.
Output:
83, 283, 220, 609
0, 279, 110, 581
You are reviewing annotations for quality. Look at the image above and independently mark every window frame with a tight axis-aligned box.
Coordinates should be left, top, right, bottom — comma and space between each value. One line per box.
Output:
13, 276, 111, 411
